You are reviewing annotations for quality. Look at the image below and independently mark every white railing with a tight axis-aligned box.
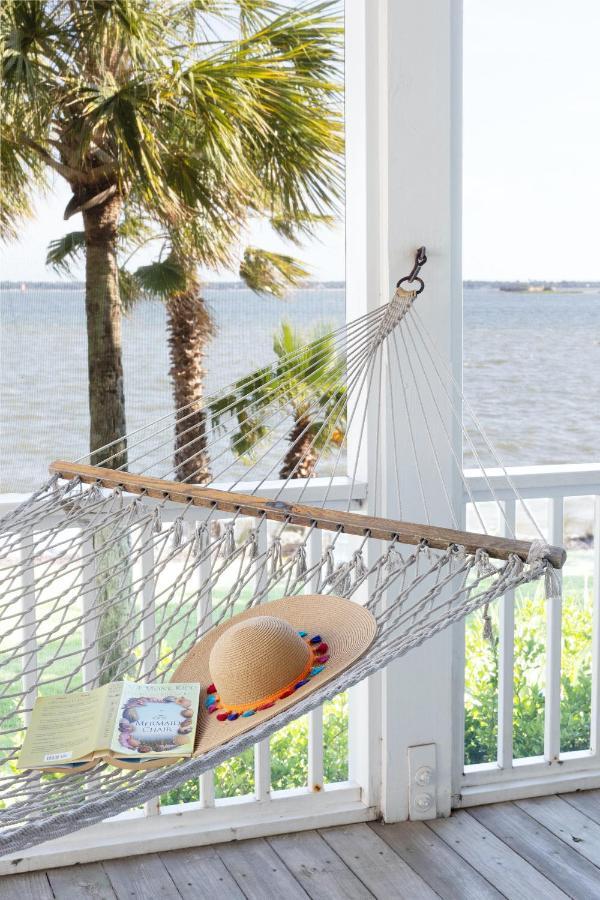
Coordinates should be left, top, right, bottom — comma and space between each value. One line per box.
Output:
0, 479, 378, 872
2, 462, 600, 870
457, 463, 600, 806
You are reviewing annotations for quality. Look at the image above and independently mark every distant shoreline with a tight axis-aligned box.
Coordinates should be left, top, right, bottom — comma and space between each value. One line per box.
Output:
1, 280, 346, 292
2, 279, 600, 292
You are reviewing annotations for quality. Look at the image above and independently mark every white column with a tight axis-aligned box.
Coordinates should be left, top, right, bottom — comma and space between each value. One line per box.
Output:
360, 0, 463, 821
344, 0, 387, 813
346, 0, 462, 820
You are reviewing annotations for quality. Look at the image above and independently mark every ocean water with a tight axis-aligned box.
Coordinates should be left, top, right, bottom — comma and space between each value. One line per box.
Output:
1, 286, 599, 492
464, 289, 600, 467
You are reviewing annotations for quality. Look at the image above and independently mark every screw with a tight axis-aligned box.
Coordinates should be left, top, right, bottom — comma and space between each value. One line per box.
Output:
415, 765, 434, 786
415, 793, 434, 811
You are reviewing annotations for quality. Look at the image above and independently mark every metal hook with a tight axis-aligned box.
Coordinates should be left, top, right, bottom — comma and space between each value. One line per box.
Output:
396, 246, 427, 294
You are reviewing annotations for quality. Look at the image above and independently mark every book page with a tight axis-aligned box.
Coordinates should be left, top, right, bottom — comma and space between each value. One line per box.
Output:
110, 682, 201, 758
94, 682, 129, 751
17, 689, 107, 769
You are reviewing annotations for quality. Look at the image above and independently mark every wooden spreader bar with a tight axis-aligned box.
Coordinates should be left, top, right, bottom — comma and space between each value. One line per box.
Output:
50, 461, 567, 569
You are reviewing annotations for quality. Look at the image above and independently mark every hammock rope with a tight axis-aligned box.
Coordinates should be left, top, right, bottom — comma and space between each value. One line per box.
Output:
0, 281, 564, 856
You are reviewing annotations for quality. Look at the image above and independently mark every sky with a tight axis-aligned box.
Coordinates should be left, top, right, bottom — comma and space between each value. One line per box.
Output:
463, 0, 600, 281
2, 0, 600, 283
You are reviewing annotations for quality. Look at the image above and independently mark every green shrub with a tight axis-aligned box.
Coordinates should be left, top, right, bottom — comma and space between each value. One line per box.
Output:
161, 694, 347, 806
465, 582, 592, 765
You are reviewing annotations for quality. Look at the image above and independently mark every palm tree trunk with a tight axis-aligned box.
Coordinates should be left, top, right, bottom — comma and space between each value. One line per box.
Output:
279, 415, 318, 479
82, 193, 127, 469
82, 193, 132, 684
166, 287, 214, 484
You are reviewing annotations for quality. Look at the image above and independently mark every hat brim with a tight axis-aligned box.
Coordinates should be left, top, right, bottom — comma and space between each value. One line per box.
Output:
171, 594, 377, 757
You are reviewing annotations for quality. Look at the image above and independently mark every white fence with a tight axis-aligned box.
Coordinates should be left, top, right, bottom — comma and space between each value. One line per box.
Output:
1, 462, 600, 871
458, 463, 600, 806
0, 479, 377, 872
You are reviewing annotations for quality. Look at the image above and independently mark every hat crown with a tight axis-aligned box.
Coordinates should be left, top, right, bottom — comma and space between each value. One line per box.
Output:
209, 616, 310, 708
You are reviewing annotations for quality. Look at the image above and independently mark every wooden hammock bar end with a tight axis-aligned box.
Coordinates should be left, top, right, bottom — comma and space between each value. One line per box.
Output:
49, 461, 567, 569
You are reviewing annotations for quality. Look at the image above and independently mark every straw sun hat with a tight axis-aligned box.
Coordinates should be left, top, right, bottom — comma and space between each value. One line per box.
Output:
171, 594, 377, 756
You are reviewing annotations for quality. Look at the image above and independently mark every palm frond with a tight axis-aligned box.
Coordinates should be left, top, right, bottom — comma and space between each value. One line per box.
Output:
4, 0, 343, 300
0, 131, 46, 242
270, 211, 335, 244
240, 248, 309, 298
216, 321, 346, 468
133, 258, 188, 298
45, 231, 86, 273
118, 267, 144, 312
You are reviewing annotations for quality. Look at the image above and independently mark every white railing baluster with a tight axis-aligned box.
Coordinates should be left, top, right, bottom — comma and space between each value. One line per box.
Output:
198, 519, 216, 809
308, 528, 325, 791
544, 497, 563, 764
199, 771, 215, 808
254, 739, 271, 802
591, 496, 600, 758
308, 706, 324, 793
254, 518, 271, 802
81, 534, 100, 688
497, 499, 516, 770
20, 528, 38, 726
141, 522, 157, 680
140, 522, 159, 817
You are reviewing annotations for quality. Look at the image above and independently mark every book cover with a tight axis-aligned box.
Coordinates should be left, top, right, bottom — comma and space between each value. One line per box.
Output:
112, 683, 200, 758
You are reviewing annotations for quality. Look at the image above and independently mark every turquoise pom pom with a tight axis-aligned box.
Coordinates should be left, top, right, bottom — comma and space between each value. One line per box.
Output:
298, 630, 308, 637
204, 695, 215, 708
242, 709, 256, 717
310, 665, 325, 676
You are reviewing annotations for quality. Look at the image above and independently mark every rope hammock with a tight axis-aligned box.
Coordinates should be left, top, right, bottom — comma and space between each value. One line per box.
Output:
0, 266, 565, 856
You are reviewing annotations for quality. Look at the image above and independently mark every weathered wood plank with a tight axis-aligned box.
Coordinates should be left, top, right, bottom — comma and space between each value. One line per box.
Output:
50, 461, 566, 566
517, 794, 600, 868
268, 829, 374, 899
18, 795, 600, 899
427, 809, 568, 899
469, 802, 600, 899
560, 788, 600, 825
102, 853, 181, 899
0, 873, 53, 900
159, 847, 244, 900
216, 837, 309, 900
369, 820, 503, 900
319, 822, 437, 899
47, 863, 117, 899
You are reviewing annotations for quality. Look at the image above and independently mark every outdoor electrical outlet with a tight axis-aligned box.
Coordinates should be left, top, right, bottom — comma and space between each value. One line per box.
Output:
408, 744, 437, 820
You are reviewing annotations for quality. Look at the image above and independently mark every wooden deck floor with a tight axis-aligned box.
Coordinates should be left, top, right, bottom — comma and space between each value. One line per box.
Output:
3, 790, 600, 899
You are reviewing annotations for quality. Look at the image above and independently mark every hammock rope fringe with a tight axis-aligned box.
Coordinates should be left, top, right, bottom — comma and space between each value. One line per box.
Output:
0, 277, 565, 856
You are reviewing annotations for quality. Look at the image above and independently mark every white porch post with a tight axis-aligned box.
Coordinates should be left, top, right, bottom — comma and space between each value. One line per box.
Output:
346, 0, 463, 821
344, 0, 385, 812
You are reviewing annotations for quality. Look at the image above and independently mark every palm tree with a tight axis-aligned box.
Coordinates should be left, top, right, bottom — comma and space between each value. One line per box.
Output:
165, 277, 215, 485
47, 231, 311, 483
135, 251, 311, 483
2, 0, 343, 470
212, 323, 346, 480
5, 0, 342, 682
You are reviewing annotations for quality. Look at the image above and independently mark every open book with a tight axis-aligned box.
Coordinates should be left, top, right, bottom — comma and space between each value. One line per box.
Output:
18, 682, 201, 772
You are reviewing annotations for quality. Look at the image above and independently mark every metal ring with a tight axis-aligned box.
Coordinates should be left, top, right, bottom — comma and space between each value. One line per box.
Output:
396, 275, 425, 294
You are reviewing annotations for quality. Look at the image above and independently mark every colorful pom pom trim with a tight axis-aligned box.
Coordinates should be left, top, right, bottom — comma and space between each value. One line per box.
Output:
206, 631, 328, 723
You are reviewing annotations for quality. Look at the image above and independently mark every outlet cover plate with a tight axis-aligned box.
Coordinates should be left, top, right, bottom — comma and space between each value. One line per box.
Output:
408, 743, 437, 820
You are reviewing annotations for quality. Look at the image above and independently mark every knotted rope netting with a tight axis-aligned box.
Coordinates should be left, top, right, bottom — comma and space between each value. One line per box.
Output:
0, 283, 564, 854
